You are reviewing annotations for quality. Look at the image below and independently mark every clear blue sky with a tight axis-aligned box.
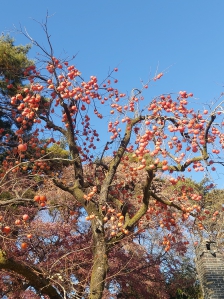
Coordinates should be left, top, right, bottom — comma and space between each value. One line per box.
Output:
1, 0, 224, 100
1, 0, 224, 186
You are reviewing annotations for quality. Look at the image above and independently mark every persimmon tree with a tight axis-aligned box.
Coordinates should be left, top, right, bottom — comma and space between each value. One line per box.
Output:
0, 23, 223, 299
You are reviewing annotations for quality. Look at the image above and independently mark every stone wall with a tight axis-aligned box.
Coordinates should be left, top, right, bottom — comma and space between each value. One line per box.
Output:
195, 240, 224, 299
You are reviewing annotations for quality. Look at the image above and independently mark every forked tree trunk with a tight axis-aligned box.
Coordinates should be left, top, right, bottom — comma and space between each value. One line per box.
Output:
89, 222, 108, 299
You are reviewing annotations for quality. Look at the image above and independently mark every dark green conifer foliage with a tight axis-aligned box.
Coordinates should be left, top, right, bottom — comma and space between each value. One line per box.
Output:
0, 35, 33, 159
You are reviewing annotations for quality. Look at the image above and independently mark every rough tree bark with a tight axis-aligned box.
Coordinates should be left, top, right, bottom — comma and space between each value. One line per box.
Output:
89, 222, 108, 299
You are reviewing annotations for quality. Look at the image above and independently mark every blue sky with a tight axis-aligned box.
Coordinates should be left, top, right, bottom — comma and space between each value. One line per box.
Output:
1, 0, 224, 100
1, 0, 224, 186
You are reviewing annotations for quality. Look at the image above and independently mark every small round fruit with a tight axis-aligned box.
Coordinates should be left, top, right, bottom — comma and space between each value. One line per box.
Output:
39, 195, 47, 202
15, 219, 21, 225
18, 144, 27, 152
21, 242, 28, 249
3, 226, 11, 234
34, 195, 40, 202
22, 214, 29, 221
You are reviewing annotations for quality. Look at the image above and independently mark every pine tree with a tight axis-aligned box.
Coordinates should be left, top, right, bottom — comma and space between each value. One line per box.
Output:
0, 35, 33, 159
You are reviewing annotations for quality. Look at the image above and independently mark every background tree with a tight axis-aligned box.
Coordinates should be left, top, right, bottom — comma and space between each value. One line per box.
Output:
0, 35, 33, 160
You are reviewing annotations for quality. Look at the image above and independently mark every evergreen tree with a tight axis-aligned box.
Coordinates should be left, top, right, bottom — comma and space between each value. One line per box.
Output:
0, 35, 33, 158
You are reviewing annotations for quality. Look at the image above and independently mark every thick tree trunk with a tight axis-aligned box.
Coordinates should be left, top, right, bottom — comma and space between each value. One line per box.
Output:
89, 221, 108, 299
